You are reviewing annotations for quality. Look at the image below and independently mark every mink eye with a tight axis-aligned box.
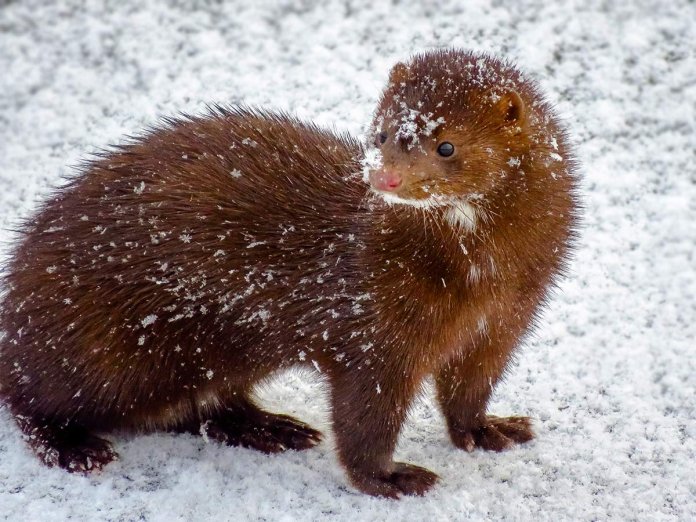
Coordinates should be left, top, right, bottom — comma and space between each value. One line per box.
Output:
437, 142, 455, 157
377, 132, 388, 146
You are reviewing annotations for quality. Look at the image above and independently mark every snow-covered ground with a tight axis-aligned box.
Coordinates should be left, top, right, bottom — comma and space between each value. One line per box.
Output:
1, 0, 694, 520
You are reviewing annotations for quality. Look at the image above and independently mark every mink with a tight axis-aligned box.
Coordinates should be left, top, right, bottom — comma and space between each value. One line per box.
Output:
0, 49, 579, 498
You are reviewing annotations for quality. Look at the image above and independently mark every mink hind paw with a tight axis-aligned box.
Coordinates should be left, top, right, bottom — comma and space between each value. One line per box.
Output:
16, 416, 118, 473
350, 463, 439, 498
190, 411, 322, 453
50, 434, 118, 472
451, 415, 534, 452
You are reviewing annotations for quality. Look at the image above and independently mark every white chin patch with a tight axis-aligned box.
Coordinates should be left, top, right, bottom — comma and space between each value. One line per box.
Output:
445, 201, 478, 232
374, 191, 481, 233
375, 191, 449, 209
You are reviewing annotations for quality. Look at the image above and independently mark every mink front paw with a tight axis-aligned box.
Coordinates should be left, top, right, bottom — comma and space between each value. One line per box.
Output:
450, 415, 534, 452
349, 462, 439, 498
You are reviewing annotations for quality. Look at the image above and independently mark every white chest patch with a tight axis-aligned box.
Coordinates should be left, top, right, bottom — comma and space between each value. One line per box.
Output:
487, 254, 498, 277
445, 202, 478, 233
476, 315, 489, 335
467, 263, 482, 285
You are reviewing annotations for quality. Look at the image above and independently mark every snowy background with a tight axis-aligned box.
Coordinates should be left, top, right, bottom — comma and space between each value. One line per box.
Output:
1, 0, 695, 520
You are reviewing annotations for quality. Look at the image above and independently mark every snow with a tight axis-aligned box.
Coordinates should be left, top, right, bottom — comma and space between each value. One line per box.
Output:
1, 0, 695, 520
392, 100, 446, 150
141, 315, 158, 328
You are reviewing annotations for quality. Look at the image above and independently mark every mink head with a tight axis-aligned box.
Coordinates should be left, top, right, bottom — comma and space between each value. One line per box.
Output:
365, 49, 535, 207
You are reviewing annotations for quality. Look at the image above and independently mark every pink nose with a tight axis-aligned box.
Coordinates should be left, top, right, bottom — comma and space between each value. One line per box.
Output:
369, 170, 402, 192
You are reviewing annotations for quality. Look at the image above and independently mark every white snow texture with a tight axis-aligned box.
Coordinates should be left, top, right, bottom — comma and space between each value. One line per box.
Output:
1, 1, 694, 521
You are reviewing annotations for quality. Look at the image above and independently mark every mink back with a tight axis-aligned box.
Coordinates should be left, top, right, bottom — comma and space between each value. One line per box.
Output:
0, 107, 381, 428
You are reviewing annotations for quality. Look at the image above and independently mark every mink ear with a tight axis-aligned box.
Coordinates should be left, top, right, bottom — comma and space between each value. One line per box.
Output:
496, 91, 526, 126
389, 62, 409, 86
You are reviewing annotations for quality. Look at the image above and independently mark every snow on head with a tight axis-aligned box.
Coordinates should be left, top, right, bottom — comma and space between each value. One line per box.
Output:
392, 100, 445, 150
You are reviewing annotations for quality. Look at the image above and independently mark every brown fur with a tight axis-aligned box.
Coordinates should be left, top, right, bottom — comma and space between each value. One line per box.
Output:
0, 49, 579, 497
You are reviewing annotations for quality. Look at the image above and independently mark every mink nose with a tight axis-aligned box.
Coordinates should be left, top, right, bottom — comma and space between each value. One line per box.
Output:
369, 170, 402, 192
